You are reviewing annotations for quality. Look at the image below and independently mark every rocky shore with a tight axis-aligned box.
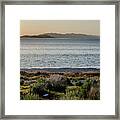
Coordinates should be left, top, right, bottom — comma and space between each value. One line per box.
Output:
20, 68, 100, 100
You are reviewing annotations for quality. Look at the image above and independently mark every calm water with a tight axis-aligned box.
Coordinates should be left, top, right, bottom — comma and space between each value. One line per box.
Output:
20, 38, 100, 69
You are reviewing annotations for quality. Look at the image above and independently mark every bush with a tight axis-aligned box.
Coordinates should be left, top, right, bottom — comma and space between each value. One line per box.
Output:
21, 94, 40, 100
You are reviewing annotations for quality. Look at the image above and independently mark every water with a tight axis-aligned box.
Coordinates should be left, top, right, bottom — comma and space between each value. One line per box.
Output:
20, 38, 100, 69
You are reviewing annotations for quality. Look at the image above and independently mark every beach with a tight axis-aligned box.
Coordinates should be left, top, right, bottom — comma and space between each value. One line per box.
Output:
20, 35, 100, 100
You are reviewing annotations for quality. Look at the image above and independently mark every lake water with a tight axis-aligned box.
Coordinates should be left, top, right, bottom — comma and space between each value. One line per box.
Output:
20, 38, 100, 69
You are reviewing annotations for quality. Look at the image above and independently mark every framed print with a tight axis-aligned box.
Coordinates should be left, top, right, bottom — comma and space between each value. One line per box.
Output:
0, 0, 119, 119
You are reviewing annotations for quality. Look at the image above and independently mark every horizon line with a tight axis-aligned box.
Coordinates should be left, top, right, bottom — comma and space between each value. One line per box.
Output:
20, 32, 100, 37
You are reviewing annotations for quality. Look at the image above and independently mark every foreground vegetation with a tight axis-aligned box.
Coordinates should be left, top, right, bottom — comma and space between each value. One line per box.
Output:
20, 70, 100, 100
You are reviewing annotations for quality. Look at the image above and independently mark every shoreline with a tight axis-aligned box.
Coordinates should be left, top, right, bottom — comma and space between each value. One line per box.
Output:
20, 67, 100, 73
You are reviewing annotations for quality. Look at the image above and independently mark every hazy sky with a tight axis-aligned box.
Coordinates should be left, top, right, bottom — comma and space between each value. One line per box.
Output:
20, 20, 100, 36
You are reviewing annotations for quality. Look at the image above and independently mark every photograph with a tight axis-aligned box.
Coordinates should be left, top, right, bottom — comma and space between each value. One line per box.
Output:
20, 20, 100, 100
2, 1, 118, 118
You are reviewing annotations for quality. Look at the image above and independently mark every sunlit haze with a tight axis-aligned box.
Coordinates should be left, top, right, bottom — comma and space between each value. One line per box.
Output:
20, 20, 100, 36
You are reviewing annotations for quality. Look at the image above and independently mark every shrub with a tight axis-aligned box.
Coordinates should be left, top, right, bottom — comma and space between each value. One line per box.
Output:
21, 94, 40, 100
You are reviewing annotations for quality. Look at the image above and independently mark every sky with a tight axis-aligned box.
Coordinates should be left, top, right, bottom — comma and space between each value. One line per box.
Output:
20, 20, 100, 36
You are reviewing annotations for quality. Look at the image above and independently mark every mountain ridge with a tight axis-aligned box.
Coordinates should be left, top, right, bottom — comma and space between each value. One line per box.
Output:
20, 33, 100, 39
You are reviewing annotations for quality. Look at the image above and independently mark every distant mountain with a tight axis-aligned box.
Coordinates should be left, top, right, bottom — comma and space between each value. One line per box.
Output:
20, 34, 54, 38
20, 33, 100, 39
